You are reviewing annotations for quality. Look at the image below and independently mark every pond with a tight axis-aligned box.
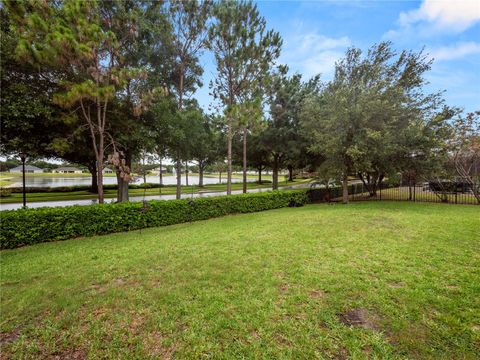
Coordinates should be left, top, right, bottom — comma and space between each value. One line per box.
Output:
0, 185, 304, 211
6, 175, 246, 188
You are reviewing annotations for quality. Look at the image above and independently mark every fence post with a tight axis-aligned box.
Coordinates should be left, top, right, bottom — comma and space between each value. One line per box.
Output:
413, 181, 416, 202
379, 181, 382, 201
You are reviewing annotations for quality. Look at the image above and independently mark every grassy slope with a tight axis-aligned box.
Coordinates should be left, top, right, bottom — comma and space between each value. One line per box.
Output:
1, 202, 479, 359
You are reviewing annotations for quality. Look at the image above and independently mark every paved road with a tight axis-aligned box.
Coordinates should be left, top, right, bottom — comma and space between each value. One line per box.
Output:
0, 184, 309, 211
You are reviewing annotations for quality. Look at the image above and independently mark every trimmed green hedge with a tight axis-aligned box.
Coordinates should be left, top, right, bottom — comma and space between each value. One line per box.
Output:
0, 190, 308, 249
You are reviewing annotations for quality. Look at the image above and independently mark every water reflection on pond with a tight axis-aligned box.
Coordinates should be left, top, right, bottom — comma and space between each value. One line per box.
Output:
7, 175, 244, 188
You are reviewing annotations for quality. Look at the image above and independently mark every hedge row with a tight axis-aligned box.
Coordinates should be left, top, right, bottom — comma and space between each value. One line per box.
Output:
306, 185, 357, 202
0, 190, 308, 249
306, 183, 404, 202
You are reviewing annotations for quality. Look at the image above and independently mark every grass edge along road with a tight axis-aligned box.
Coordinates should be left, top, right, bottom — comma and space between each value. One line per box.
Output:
1, 202, 479, 359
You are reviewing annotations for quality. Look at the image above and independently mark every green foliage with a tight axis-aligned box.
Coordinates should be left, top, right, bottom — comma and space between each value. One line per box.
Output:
168, 0, 211, 100
307, 184, 356, 203
0, 189, 12, 197
0, 7, 64, 157
0, 190, 308, 249
6, 0, 167, 203
208, 0, 282, 192
190, 112, 223, 175
300, 42, 453, 199
449, 111, 480, 196
160, 0, 212, 198
0, 160, 21, 171
209, 0, 282, 107
264, 67, 322, 188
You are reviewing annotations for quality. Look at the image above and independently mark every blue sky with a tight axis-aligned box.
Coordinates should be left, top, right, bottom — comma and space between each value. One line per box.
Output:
196, 0, 480, 114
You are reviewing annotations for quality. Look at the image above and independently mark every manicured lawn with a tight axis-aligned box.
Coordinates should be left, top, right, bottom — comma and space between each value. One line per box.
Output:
1, 202, 479, 359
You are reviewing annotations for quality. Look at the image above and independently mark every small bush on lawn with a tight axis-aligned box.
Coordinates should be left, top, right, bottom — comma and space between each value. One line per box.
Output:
0, 188, 12, 197
0, 190, 308, 249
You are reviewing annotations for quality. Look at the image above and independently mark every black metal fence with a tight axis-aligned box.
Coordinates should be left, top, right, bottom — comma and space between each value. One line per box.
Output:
307, 179, 480, 205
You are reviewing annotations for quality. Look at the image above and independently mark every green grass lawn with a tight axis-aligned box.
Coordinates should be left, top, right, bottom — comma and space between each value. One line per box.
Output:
1, 202, 479, 359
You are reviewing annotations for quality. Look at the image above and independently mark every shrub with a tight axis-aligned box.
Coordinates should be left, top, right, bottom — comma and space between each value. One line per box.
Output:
0, 189, 12, 197
135, 183, 154, 189
0, 190, 308, 249
306, 184, 359, 202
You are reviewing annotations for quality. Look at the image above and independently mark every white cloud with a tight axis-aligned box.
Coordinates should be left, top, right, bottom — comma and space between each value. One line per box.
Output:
400, 0, 480, 32
428, 42, 480, 61
281, 32, 351, 79
386, 0, 480, 40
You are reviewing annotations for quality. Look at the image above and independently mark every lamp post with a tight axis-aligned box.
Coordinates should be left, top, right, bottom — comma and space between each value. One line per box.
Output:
19, 152, 27, 208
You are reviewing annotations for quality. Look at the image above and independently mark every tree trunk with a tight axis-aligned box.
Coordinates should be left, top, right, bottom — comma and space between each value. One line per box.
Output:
342, 174, 349, 204
219, 171, 222, 183
408, 180, 413, 201
116, 174, 129, 202
175, 156, 181, 199
358, 173, 374, 197
242, 128, 247, 193
371, 174, 380, 196
96, 157, 104, 204
406, 173, 414, 201
89, 166, 98, 194
159, 158, 163, 186
177, 62, 184, 200
258, 167, 262, 183
288, 165, 293, 182
227, 121, 232, 195
116, 153, 131, 203
116, 171, 122, 202
199, 162, 204, 187
367, 173, 383, 197
82, 86, 105, 204
272, 156, 279, 190
375, 174, 384, 197
185, 161, 189, 187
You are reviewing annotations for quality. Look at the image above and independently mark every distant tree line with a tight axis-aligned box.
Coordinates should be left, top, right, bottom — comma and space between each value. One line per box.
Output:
1, 1, 478, 203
